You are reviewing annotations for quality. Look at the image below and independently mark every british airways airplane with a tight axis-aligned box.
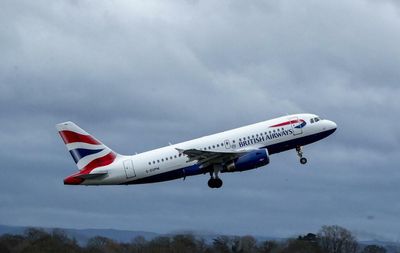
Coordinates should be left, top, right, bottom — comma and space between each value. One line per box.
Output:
57, 113, 336, 188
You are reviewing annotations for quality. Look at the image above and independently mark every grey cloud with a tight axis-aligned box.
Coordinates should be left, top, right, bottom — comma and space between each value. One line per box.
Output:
0, 0, 399, 242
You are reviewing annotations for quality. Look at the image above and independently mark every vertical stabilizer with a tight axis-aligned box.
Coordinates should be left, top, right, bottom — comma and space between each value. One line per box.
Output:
56, 122, 117, 172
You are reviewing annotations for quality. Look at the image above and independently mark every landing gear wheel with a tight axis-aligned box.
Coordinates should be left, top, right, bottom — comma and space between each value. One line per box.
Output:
296, 146, 307, 165
208, 165, 224, 188
208, 178, 216, 188
215, 178, 223, 188
207, 178, 223, 188
300, 157, 307, 164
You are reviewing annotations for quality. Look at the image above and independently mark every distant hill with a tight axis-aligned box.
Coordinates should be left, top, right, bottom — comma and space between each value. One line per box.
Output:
0, 224, 283, 245
0, 224, 158, 245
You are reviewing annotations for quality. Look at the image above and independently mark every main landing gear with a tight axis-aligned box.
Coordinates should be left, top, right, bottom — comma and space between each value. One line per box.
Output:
296, 146, 308, 165
208, 177, 223, 188
208, 165, 223, 188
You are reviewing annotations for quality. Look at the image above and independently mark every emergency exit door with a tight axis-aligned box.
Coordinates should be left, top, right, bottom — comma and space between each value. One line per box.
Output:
123, 160, 136, 179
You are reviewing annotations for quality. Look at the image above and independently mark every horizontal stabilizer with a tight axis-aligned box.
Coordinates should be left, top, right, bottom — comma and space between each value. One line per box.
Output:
64, 171, 108, 185
75, 172, 108, 180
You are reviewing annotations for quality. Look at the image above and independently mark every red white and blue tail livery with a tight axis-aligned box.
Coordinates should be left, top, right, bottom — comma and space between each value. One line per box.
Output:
56, 113, 337, 188
57, 122, 118, 185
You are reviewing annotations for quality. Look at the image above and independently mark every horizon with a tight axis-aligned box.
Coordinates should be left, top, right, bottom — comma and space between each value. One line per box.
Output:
0, 223, 396, 243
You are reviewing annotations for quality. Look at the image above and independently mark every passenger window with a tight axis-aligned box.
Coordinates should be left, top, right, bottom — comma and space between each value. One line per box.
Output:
315, 117, 319, 122
212, 145, 215, 148
174, 155, 177, 158
170, 156, 172, 159
232, 140, 235, 143
166, 158, 168, 161
161, 159, 164, 162
217, 144, 220, 147
157, 160, 160, 163
311, 118, 314, 123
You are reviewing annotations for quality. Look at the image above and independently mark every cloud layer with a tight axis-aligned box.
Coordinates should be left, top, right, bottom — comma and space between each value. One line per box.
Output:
1, 0, 399, 241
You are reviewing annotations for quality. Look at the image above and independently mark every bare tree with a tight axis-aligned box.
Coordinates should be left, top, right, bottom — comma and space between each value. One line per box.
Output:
362, 244, 387, 253
318, 225, 358, 253
171, 234, 197, 253
86, 236, 122, 253
213, 236, 232, 253
129, 236, 147, 253
259, 240, 279, 253
245, 236, 258, 252
147, 236, 171, 253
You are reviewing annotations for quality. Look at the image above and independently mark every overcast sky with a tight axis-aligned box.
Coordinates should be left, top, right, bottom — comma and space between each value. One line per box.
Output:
1, 0, 400, 242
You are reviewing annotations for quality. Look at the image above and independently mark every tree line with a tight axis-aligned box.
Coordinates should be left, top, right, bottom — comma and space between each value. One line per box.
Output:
0, 225, 392, 253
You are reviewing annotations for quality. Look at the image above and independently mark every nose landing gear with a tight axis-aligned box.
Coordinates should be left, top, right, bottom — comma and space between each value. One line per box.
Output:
296, 146, 308, 164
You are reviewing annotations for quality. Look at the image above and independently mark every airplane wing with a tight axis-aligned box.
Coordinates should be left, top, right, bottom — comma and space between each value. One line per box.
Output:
176, 148, 256, 168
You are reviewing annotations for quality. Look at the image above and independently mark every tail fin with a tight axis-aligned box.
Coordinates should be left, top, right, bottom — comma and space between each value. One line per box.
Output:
56, 121, 117, 172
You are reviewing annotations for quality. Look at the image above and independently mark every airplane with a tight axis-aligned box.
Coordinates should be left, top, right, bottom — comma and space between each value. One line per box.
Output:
56, 113, 337, 188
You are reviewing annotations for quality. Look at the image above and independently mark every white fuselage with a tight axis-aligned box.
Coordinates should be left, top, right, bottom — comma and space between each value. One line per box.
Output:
80, 113, 337, 185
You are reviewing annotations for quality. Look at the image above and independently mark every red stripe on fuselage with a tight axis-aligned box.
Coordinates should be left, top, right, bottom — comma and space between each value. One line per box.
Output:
270, 119, 303, 128
82, 151, 116, 171
59, 130, 100, 145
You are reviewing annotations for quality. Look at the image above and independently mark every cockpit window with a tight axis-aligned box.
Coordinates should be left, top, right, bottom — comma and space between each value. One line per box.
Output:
310, 117, 321, 123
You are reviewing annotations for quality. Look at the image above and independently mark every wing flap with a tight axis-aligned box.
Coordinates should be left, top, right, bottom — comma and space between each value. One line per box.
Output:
176, 148, 257, 168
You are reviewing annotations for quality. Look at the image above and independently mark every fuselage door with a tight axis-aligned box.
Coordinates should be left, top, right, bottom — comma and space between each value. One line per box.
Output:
290, 116, 303, 136
123, 160, 136, 179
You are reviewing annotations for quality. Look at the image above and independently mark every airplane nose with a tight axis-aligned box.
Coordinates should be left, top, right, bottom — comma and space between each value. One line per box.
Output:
326, 120, 337, 131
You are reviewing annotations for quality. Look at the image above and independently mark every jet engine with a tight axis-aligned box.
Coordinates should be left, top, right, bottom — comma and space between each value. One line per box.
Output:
224, 149, 269, 172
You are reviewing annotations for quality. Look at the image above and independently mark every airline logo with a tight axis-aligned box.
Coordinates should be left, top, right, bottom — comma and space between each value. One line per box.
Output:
238, 118, 307, 148
270, 119, 306, 129
238, 129, 294, 148
58, 127, 116, 172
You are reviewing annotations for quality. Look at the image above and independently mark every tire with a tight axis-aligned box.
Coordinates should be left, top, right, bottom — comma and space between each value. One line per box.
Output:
300, 157, 307, 164
208, 178, 215, 188
215, 178, 223, 188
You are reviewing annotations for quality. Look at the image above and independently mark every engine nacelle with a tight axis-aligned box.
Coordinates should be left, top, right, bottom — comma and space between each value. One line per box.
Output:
224, 149, 270, 172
